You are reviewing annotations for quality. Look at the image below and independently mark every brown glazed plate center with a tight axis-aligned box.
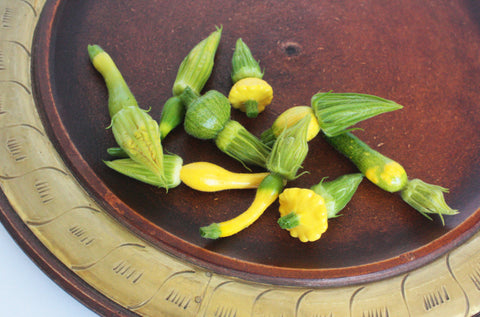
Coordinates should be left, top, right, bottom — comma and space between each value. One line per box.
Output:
32, 0, 480, 286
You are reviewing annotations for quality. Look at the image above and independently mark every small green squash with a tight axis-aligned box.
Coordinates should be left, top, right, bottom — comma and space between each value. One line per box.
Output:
183, 88, 231, 140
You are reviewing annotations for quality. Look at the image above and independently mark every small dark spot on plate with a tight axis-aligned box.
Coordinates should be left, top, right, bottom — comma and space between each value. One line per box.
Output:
281, 41, 302, 56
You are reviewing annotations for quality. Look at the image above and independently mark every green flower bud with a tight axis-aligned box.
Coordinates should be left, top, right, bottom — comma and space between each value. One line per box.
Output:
400, 178, 458, 225
111, 106, 164, 181
231, 38, 264, 83
159, 96, 185, 140
104, 154, 183, 189
215, 120, 270, 169
172, 26, 222, 96
311, 173, 364, 218
266, 115, 310, 180
311, 92, 403, 137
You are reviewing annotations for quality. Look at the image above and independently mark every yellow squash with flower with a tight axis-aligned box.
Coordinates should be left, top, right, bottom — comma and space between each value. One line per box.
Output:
325, 131, 458, 224
228, 38, 273, 118
88, 44, 183, 189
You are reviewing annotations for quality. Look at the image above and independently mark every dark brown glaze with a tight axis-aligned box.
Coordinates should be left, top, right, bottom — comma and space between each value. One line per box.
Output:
31, 0, 480, 286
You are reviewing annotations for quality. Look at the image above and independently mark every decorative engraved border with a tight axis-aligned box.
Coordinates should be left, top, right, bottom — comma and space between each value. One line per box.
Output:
1, 0, 480, 316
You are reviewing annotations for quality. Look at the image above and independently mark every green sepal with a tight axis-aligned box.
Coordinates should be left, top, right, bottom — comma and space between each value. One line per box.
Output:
104, 154, 183, 189
215, 120, 271, 169
231, 38, 264, 83
199, 223, 222, 239
277, 212, 300, 229
311, 92, 403, 137
88, 44, 138, 118
172, 26, 222, 96
311, 173, 364, 219
159, 96, 185, 140
266, 115, 310, 180
400, 178, 458, 225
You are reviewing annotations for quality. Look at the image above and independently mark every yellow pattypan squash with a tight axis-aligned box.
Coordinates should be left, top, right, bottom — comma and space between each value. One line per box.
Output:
278, 188, 328, 242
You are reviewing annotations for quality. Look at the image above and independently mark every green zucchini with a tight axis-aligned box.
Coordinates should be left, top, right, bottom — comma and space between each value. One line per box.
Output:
325, 132, 408, 193
325, 132, 457, 224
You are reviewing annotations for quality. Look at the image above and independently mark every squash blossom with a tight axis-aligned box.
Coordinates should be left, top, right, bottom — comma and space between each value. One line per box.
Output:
261, 106, 320, 147
401, 179, 458, 225
266, 115, 311, 180
230, 38, 264, 82
159, 26, 222, 140
228, 38, 273, 118
88, 44, 182, 189
104, 154, 183, 189
310, 173, 364, 219
172, 26, 222, 97
110, 106, 165, 180
311, 91, 403, 137
260, 92, 402, 147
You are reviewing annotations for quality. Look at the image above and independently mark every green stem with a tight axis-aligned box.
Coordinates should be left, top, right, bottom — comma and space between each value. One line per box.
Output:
278, 212, 300, 229
245, 100, 259, 118
178, 86, 199, 109
199, 223, 222, 239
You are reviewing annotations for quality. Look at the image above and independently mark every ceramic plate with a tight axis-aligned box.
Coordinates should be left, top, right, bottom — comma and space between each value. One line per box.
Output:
1, 0, 480, 315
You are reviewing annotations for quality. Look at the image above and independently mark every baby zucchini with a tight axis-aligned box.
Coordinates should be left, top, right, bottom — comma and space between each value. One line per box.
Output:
325, 132, 458, 224
325, 132, 408, 193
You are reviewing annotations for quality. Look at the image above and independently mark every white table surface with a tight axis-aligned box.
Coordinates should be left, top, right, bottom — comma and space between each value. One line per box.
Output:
0, 222, 98, 317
